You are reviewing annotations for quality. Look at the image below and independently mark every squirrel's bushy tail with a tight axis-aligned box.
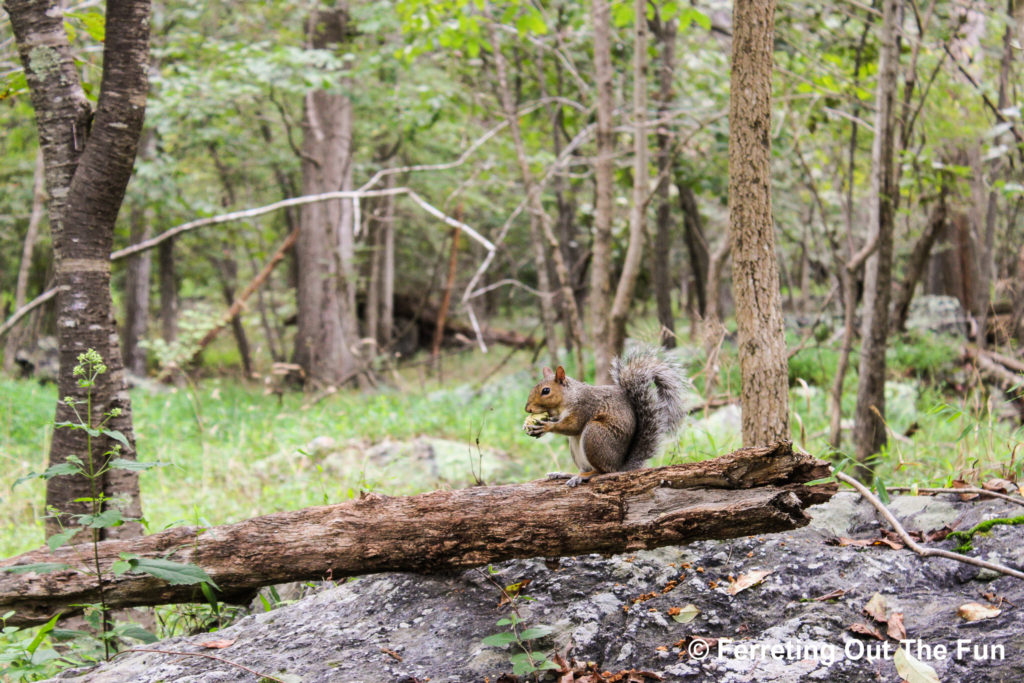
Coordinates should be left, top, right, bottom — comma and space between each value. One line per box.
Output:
611, 346, 687, 470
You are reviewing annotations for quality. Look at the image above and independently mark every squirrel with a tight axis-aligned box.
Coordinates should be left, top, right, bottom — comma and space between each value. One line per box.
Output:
523, 346, 687, 487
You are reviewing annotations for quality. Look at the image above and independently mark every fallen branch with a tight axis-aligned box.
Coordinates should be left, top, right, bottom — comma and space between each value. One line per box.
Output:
1, 443, 832, 627
833, 469, 1024, 581
885, 486, 1024, 508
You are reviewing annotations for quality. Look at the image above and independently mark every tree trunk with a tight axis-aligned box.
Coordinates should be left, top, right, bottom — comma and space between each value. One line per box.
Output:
827, 16, 872, 450
974, 6, 1013, 348
158, 237, 179, 343
729, 0, 789, 447
591, 0, 616, 384
0, 443, 832, 628
651, 15, 679, 347
122, 127, 157, 377
890, 191, 947, 333
3, 149, 46, 375
293, 8, 360, 389
677, 181, 711, 319
608, 0, 650, 356
8, 0, 152, 540
211, 255, 254, 377
122, 201, 153, 376
852, 0, 900, 477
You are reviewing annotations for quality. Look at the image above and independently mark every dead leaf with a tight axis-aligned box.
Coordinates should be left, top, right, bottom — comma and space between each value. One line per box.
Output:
811, 588, 846, 602
198, 639, 235, 649
886, 611, 906, 641
668, 604, 700, 624
727, 569, 772, 596
833, 535, 904, 549
848, 622, 886, 640
863, 593, 888, 623
982, 478, 1016, 494
951, 479, 979, 501
894, 646, 940, 683
957, 602, 1002, 621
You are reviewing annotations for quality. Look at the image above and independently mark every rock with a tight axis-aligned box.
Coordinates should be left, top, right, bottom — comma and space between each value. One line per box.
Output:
51, 495, 1024, 683
906, 295, 968, 337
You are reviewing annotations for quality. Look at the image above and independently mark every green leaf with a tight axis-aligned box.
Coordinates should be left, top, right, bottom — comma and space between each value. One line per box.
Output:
481, 631, 518, 647
510, 652, 540, 675
101, 429, 131, 450
518, 626, 553, 640
612, 2, 633, 27
83, 509, 125, 529
0, 563, 72, 574
111, 560, 132, 575
12, 472, 43, 489
108, 458, 158, 472
201, 581, 220, 616
123, 556, 219, 588
114, 623, 158, 643
47, 529, 77, 552
875, 478, 890, 505
496, 615, 521, 626
66, 10, 106, 42
42, 463, 82, 479
538, 659, 562, 670
26, 613, 60, 654
515, 7, 548, 35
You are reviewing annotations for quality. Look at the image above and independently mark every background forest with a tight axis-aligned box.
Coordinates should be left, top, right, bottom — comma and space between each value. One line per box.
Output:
1, 0, 1023, 673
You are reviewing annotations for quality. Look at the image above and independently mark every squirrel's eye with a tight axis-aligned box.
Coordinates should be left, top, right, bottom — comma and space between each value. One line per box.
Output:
541, 387, 551, 395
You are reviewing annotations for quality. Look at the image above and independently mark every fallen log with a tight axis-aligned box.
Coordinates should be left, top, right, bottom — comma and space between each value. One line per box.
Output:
0, 442, 833, 627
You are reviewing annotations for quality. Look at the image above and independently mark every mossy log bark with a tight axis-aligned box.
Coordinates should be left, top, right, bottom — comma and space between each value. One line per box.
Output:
0, 442, 833, 627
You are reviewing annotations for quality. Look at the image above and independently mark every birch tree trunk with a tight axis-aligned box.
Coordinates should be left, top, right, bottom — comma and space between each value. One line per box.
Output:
728, 0, 789, 447
852, 0, 900, 476
6, 0, 152, 539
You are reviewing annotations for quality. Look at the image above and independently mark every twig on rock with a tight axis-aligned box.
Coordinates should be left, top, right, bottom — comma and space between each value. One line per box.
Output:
833, 469, 1024, 581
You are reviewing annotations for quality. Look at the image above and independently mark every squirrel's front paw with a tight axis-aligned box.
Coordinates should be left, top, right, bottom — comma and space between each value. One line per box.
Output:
525, 422, 547, 437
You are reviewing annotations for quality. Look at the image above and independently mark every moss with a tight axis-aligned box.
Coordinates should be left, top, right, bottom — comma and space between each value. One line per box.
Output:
945, 515, 1024, 553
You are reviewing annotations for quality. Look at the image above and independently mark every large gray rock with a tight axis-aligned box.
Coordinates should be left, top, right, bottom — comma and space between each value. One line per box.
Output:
52, 495, 1024, 682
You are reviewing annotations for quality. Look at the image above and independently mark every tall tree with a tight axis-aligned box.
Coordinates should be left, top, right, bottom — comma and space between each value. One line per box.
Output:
852, 0, 900, 476
652, 14, 678, 348
729, 0, 789, 447
6, 0, 151, 538
293, 6, 361, 389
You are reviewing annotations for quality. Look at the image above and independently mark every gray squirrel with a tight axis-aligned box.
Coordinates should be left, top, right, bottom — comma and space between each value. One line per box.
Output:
524, 346, 687, 486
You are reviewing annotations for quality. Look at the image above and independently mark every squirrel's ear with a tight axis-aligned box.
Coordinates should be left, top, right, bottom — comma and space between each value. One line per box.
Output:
555, 366, 566, 383
542, 367, 555, 381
